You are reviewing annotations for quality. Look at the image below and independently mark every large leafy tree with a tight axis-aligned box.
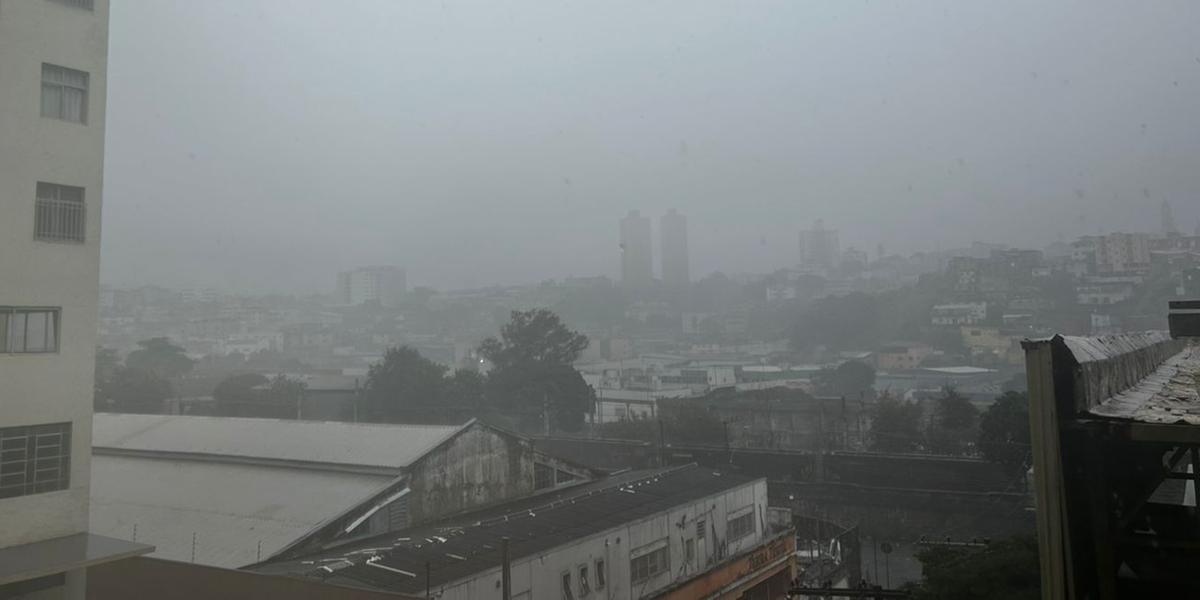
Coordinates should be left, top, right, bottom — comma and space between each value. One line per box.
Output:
927, 387, 980, 455
910, 535, 1040, 600
869, 392, 923, 452
102, 366, 173, 414
212, 373, 270, 416
125, 337, 194, 380
364, 346, 449, 421
815, 360, 876, 399
978, 391, 1031, 470
479, 309, 589, 370
480, 309, 593, 432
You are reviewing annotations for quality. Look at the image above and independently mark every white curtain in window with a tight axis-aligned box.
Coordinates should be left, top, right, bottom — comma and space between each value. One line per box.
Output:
61, 87, 85, 122
41, 83, 62, 118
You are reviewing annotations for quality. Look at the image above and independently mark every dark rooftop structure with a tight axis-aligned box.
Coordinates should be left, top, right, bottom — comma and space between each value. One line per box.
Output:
252, 464, 759, 596
1024, 316, 1200, 599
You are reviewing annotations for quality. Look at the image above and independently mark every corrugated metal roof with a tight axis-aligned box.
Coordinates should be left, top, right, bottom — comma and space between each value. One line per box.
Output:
254, 465, 759, 594
93, 413, 465, 469
90, 454, 398, 568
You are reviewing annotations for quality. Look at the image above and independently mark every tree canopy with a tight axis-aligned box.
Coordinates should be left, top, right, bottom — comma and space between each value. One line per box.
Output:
479, 309, 594, 433
125, 337, 194, 380
364, 346, 450, 421
978, 391, 1031, 470
869, 392, 923, 452
927, 387, 980, 455
212, 373, 270, 416
479, 309, 589, 370
910, 535, 1040, 600
100, 366, 173, 414
815, 360, 876, 399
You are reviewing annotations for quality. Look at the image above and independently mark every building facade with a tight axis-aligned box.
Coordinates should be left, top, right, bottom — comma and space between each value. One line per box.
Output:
660, 209, 690, 286
798, 220, 839, 273
336, 266, 407, 307
0, 2, 150, 597
620, 210, 653, 288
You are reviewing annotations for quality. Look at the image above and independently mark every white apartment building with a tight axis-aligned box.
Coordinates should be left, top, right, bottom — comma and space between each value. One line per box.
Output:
336, 266, 407, 307
0, 1, 150, 598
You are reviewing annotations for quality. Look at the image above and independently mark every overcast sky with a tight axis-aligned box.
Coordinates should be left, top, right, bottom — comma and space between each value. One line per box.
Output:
102, 0, 1200, 293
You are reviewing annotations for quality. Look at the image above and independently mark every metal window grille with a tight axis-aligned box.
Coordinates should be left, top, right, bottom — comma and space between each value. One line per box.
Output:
41, 64, 89, 123
49, 0, 95, 9
0, 423, 71, 499
35, 183, 86, 243
0, 308, 60, 354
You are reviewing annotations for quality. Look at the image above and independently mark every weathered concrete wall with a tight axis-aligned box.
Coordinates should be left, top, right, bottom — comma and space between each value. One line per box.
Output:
406, 424, 592, 525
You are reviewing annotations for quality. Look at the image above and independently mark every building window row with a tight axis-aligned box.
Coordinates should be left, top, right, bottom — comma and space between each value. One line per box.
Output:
0, 423, 72, 500
0, 308, 61, 354
35, 182, 86, 243
41, 63, 89, 124
727, 509, 756, 541
630, 543, 669, 583
49, 0, 95, 10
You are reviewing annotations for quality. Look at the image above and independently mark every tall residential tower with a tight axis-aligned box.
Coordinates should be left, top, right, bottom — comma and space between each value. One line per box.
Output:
0, 1, 150, 597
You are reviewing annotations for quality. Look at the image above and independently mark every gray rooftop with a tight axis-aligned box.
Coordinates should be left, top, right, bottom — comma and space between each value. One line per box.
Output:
93, 413, 465, 470
90, 454, 397, 568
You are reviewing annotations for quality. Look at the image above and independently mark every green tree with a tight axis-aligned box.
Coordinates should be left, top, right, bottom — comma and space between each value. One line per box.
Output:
815, 360, 876, 398
94, 347, 121, 409
979, 391, 1031, 470
910, 535, 1040, 600
125, 337, 194, 380
480, 309, 593, 432
364, 346, 448, 421
262, 374, 307, 417
103, 366, 173, 414
212, 373, 270, 416
479, 309, 589, 370
869, 392, 923, 452
927, 387, 980, 455
444, 369, 486, 409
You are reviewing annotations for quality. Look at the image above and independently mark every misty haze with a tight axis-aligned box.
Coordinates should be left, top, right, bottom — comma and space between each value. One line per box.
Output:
2, 1, 1200, 600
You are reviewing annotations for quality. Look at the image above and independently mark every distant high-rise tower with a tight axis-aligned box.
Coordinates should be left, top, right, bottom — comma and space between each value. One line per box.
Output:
1162, 200, 1178, 235
798, 220, 840, 272
620, 210, 653, 288
660, 209, 690, 286
337, 266, 407, 307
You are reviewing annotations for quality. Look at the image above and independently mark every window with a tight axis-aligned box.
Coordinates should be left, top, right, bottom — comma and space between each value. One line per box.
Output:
49, 0, 95, 9
685, 538, 695, 563
696, 519, 706, 539
578, 564, 590, 596
561, 571, 574, 600
0, 423, 71, 499
1, 308, 60, 353
594, 559, 606, 590
41, 64, 89, 124
535, 462, 553, 490
35, 182, 86, 243
630, 544, 669, 582
727, 510, 756, 541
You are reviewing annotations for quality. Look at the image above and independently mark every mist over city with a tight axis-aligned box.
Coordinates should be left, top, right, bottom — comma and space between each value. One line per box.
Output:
3, 2, 1200, 600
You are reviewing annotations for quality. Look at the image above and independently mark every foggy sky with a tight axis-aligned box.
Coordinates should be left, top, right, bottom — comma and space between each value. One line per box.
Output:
102, 0, 1200, 293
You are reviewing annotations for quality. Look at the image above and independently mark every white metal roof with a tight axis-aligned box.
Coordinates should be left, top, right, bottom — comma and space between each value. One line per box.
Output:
93, 413, 465, 470
90, 454, 396, 568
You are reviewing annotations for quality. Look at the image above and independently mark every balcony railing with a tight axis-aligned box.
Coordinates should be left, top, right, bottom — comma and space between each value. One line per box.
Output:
34, 198, 86, 243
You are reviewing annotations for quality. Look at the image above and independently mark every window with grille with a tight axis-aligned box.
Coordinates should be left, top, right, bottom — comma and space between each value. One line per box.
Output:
560, 571, 574, 600
578, 564, 590, 596
35, 182, 86, 243
727, 510, 756, 541
630, 543, 669, 583
696, 518, 706, 539
41, 64, 89, 124
49, 0, 95, 9
594, 559, 606, 590
534, 462, 553, 490
0, 423, 71, 499
0, 308, 60, 354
